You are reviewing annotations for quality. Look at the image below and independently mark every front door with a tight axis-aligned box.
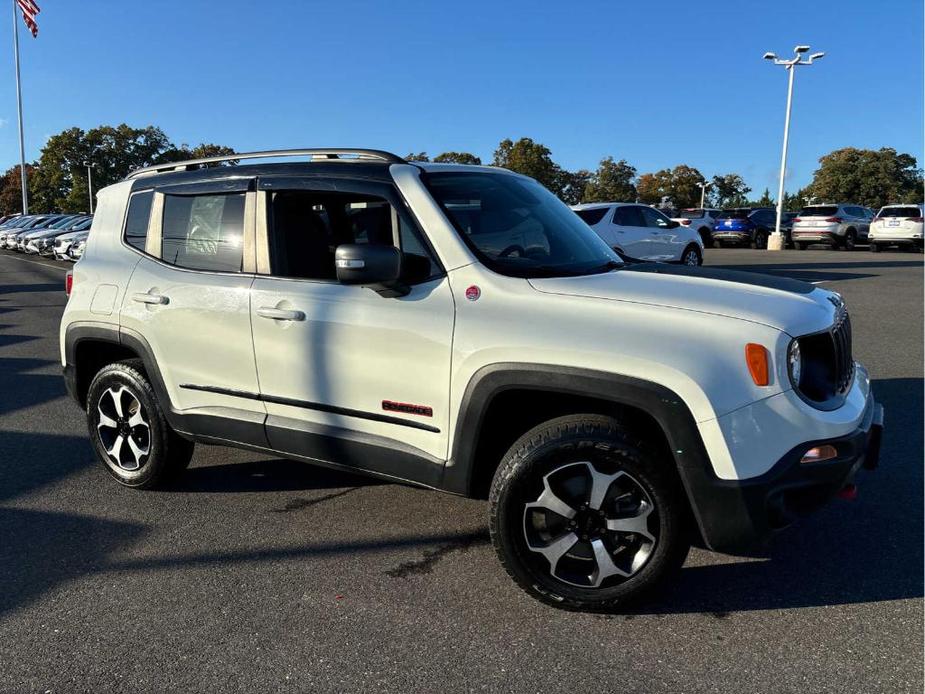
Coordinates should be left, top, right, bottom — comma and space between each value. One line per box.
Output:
248, 176, 455, 486
610, 205, 653, 259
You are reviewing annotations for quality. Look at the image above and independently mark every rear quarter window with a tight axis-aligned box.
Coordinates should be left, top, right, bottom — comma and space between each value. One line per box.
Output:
124, 191, 154, 252
574, 208, 609, 225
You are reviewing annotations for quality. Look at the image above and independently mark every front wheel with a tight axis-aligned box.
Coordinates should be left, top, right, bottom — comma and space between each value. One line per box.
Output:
843, 229, 857, 251
489, 415, 690, 611
87, 360, 194, 489
680, 245, 702, 266
870, 242, 880, 253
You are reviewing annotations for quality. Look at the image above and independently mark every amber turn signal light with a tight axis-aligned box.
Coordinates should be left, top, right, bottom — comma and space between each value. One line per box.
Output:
801, 444, 838, 464
745, 343, 770, 386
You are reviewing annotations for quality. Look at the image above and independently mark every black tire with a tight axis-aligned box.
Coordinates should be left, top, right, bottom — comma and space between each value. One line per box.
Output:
843, 229, 857, 251
751, 230, 768, 249
86, 359, 194, 489
869, 242, 880, 253
698, 228, 711, 246
794, 241, 806, 250
712, 240, 723, 249
489, 414, 691, 611
680, 244, 702, 267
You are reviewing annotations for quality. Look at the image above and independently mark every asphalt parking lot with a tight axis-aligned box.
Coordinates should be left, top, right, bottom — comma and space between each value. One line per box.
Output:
0, 247, 921, 693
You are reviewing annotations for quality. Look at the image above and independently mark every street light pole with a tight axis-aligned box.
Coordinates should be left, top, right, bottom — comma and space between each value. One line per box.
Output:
763, 46, 825, 251
697, 181, 712, 209
85, 162, 94, 214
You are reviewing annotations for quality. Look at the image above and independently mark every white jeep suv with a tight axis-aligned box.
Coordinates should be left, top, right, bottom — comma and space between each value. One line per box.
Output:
60, 149, 882, 611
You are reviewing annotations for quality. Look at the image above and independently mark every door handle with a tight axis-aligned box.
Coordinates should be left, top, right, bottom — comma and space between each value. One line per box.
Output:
132, 292, 169, 305
257, 306, 305, 321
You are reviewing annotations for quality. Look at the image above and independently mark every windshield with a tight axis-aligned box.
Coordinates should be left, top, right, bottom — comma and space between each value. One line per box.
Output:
425, 171, 622, 277
72, 218, 93, 231
49, 216, 78, 229
878, 206, 922, 218
799, 206, 838, 217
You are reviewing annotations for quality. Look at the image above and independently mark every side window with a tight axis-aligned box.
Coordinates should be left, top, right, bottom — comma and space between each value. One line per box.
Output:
640, 206, 670, 228
267, 190, 439, 283
124, 190, 153, 252
161, 193, 245, 272
613, 206, 645, 227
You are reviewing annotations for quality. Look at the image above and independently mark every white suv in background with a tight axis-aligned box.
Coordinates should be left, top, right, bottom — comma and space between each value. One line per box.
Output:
868, 204, 924, 252
791, 204, 874, 250
60, 149, 881, 611
572, 202, 705, 265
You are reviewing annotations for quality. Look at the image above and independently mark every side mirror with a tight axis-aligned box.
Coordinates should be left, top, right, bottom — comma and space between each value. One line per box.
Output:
335, 244, 409, 298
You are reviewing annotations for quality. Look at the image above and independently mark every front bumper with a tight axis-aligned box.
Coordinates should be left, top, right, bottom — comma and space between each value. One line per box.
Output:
682, 396, 883, 554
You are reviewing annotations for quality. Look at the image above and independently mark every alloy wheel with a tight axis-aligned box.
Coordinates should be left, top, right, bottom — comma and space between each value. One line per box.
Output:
683, 249, 700, 266
523, 461, 657, 588
97, 385, 151, 471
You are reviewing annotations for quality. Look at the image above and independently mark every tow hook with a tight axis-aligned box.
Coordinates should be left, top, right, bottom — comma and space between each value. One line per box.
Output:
836, 483, 858, 501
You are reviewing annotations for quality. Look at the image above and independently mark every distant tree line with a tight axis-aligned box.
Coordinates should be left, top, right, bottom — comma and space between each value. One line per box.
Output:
1, 124, 920, 216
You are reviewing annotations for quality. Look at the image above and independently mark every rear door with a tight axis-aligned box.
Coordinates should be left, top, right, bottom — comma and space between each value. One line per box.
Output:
610, 205, 651, 258
119, 178, 268, 444
248, 176, 454, 485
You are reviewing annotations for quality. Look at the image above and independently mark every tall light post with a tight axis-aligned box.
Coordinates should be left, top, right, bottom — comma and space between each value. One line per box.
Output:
696, 181, 712, 209
84, 162, 95, 214
763, 45, 825, 250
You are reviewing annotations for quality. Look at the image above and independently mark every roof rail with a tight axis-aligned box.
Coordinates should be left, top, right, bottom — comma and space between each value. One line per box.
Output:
126, 148, 407, 179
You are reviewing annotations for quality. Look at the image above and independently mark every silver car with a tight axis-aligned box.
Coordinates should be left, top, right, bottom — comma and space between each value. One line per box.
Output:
791, 204, 874, 250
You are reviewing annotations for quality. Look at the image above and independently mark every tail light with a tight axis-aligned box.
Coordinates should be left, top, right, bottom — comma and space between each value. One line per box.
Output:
871, 217, 881, 223
909, 217, 924, 223
793, 217, 802, 222
679, 218, 691, 226
824, 216, 843, 223
65, 271, 73, 296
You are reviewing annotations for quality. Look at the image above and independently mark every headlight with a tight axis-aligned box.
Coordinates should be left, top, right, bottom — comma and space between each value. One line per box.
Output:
788, 339, 802, 386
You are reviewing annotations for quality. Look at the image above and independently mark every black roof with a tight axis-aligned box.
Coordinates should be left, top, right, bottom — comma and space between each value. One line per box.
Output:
131, 161, 398, 191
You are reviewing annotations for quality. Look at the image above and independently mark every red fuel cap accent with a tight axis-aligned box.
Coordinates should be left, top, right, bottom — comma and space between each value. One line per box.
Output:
465, 285, 481, 301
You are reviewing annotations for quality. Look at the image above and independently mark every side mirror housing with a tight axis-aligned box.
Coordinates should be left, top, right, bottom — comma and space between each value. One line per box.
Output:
335, 244, 409, 297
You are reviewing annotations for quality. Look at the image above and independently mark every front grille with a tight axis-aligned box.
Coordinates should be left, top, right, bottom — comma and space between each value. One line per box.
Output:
831, 309, 854, 395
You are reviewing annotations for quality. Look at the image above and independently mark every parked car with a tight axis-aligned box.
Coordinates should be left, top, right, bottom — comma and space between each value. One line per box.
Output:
572, 202, 704, 265
5, 215, 68, 249
711, 208, 777, 248
791, 204, 873, 250
22, 215, 88, 254
52, 219, 94, 259
0, 213, 21, 226
67, 233, 89, 261
671, 208, 722, 246
869, 204, 924, 252
60, 148, 881, 611
0, 215, 37, 245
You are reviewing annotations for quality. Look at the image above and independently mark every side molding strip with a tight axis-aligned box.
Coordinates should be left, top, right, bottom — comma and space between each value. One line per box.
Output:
179, 383, 441, 434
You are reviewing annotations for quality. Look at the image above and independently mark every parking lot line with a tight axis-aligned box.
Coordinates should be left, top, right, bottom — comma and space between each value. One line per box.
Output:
0, 251, 69, 271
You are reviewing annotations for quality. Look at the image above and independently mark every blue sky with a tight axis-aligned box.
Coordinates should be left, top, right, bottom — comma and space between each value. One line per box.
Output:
1, 0, 922, 194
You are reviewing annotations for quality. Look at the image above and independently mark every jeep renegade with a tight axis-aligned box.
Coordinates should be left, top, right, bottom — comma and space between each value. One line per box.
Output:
60, 149, 883, 610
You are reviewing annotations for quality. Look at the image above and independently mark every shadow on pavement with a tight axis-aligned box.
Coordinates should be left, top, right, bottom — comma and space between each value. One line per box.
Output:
0, 356, 65, 417
715, 258, 922, 283
173, 458, 381, 494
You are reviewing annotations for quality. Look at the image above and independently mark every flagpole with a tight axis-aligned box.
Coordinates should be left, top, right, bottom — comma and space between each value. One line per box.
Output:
12, 0, 29, 214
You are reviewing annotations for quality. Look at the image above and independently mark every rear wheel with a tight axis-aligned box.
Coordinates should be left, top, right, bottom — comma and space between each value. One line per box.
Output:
87, 360, 194, 489
843, 229, 857, 251
698, 228, 711, 246
795, 241, 806, 250
489, 415, 690, 611
712, 240, 723, 249
751, 230, 769, 249
870, 242, 880, 253
681, 245, 702, 266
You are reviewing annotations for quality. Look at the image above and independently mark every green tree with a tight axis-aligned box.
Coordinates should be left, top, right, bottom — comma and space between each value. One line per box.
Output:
159, 142, 238, 166
582, 157, 637, 203
806, 147, 923, 209
405, 152, 430, 162
636, 165, 705, 207
754, 187, 774, 207
433, 151, 482, 165
710, 173, 752, 208
491, 138, 563, 193
636, 171, 668, 205
556, 169, 592, 206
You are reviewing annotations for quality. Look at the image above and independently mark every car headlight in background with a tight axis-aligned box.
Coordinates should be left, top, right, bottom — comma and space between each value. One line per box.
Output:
788, 339, 802, 387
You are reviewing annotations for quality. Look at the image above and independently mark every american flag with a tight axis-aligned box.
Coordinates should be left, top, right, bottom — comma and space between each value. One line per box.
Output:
17, 0, 40, 38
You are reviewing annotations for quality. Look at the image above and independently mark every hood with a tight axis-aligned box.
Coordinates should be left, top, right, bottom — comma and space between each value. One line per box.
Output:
528, 263, 837, 336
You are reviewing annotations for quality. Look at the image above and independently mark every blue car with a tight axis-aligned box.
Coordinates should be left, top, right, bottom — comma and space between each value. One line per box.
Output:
711, 208, 777, 249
